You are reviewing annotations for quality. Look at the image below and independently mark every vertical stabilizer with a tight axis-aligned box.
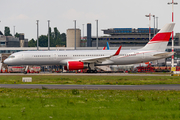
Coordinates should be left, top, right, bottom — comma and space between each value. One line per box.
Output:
107, 42, 110, 50
141, 23, 175, 51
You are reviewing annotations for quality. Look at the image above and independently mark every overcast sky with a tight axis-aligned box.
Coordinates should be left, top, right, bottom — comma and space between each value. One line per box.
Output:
0, 0, 180, 40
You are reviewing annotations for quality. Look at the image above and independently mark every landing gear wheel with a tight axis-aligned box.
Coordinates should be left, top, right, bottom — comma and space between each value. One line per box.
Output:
87, 70, 97, 73
87, 70, 92, 73
24, 71, 27, 74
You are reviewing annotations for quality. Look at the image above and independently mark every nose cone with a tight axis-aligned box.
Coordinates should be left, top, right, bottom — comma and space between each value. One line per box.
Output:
4, 59, 11, 65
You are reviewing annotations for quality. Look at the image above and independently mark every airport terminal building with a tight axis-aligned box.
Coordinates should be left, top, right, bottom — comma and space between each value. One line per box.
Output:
0, 33, 28, 47
81, 23, 180, 48
90, 28, 180, 47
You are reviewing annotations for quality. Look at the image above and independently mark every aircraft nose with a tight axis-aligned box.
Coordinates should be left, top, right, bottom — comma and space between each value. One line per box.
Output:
4, 59, 10, 65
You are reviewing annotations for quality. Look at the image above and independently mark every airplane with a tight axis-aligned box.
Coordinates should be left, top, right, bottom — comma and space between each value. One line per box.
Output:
102, 42, 110, 50
4, 23, 175, 73
102, 46, 106, 50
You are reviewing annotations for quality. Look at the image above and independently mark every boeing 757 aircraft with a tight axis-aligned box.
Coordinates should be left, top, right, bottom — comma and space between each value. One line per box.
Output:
4, 23, 175, 73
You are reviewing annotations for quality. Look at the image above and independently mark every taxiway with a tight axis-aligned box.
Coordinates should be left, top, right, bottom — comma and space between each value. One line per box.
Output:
0, 84, 179, 90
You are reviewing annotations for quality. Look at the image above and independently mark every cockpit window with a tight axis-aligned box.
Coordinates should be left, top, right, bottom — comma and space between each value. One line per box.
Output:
8, 56, 15, 58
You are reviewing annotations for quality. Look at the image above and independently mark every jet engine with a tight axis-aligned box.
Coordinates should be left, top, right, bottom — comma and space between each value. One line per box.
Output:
66, 61, 88, 70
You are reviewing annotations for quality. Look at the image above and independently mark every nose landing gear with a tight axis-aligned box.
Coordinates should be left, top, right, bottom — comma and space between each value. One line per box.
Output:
24, 65, 28, 74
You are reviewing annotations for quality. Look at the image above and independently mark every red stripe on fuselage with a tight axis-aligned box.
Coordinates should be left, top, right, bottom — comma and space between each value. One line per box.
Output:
150, 32, 172, 42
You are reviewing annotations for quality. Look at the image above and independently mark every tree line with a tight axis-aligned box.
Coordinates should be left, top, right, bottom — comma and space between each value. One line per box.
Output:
3, 26, 66, 47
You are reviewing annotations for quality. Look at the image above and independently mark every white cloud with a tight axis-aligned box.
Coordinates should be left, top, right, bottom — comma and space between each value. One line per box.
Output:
85, 12, 106, 20
63, 9, 84, 20
9, 14, 29, 21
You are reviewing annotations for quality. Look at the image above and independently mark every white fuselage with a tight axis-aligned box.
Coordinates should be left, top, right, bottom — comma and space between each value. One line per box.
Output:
4, 49, 170, 66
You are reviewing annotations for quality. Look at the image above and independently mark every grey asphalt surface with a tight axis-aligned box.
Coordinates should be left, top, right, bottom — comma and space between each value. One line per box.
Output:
0, 73, 171, 76
0, 84, 180, 90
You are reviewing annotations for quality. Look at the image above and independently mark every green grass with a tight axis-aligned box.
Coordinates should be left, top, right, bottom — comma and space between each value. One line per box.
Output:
0, 75, 180, 85
0, 88, 180, 119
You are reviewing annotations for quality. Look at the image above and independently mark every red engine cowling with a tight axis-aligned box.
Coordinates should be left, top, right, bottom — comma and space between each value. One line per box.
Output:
67, 61, 87, 70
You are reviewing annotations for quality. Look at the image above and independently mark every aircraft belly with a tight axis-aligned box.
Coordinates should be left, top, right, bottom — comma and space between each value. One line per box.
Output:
22, 58, 61, 65
18, 57, 69, 65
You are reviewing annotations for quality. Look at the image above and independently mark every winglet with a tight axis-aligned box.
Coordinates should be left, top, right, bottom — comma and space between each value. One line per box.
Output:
113, 46, 122, 56
103, 47, 106, 50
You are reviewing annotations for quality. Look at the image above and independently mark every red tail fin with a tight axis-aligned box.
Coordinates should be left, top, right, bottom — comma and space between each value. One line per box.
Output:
113, 46, 122, 56
141, 23, 175, 51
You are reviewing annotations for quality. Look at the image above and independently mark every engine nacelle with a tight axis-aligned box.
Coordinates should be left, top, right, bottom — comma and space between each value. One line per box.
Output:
67, 61, 88, 70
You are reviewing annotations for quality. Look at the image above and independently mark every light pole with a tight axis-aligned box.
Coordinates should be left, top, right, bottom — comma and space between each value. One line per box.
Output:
48, 20, 50, 51
74, 20, 76, 50
82, 24, 84, 40
153, 15, 155, 36
0, 21, 1, 32
156, 17, 158, 34
145, 13, 155, 40
14, 26, 15, 36
168, 0, 178, 68
0, 21, 1, 33
37, 20, 39, 51
96, 20, 98, 49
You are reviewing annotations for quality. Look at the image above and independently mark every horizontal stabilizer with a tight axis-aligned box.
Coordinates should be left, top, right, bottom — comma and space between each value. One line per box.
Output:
153, 52, 174, 57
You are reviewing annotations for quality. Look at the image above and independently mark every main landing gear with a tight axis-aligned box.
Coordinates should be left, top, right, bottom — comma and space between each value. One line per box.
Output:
87, 70, 97, 73
87, 63, 97, 73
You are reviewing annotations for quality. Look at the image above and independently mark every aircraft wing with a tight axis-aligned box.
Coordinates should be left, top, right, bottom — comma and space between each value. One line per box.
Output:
78, 46, 121, 63
153, 52, 174, 57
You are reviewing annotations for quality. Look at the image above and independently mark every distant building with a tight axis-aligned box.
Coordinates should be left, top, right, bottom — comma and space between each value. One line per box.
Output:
87, 23, 92, 47
92, 28, 158, 47
66, 29, 81, 47
81, 27, 180, 47
0, 33, 28, 47
19, 33, 28, 47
